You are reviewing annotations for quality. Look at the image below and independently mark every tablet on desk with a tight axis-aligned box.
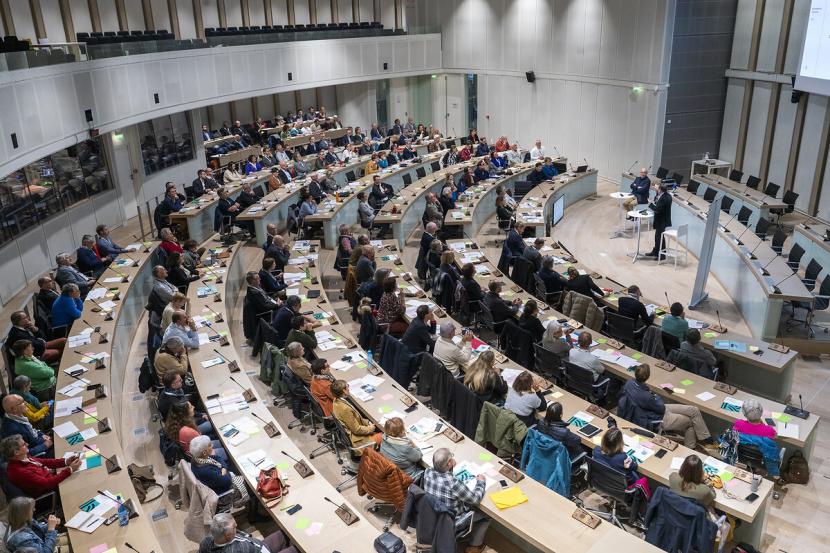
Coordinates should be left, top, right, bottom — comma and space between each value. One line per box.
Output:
578, 424, 601, 438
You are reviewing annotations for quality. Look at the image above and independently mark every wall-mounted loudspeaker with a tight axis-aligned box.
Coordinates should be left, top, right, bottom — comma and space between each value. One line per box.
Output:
526, 71, 535, 83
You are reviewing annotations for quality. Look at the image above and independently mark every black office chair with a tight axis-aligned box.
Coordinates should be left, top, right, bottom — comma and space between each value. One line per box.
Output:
402, 173, 412, 186
533, 343, 566, 385
755, 217, 770, 240
702, 188, 717, 203
771, 227, 786, 255
499, 320, 535, 372
670, 172, 684, 187
562, 361, 610, 405
661, 331, 680, 354
604, 312, 638, 348
729, 169, 744, 182
534, 275, 562, 308
655, 167, 669, 179
581, 458, 639, 530
416, 167, 427, 179
771, 190, 799, 224
686, 180, 700, 195
745, 175, 761, 190
475, 301, 498, 345
802, 259, 822, 291
511, 256, 536, 292
737, 206, 752, 226
763, 182, 780, 198
786, 243, 806, 271
281, 364, 318, 434
345, 170, 356, 182
721, 195, 734, 214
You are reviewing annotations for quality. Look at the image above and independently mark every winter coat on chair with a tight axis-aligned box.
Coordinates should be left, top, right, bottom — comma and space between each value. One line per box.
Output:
178, 459, 219, 544
356, 446, 413, 511
561, 290, 604, 331
474, 401, 528, 459
645, 487, 717, 553
520, 428, 571, 497
400, 484, 457, 553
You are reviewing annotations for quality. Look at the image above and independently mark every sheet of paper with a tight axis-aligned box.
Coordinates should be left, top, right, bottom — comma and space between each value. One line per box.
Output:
776, 422, 799, 439
696, 391, 716, 402
86, 288, 107, 300
53, 421, 80, 438
55, 397, 83, 418
65, 510, 105, 533
670, 457, 685, 470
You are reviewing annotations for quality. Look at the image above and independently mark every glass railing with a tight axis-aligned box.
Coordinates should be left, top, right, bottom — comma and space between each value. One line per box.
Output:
0, 43, 86, 72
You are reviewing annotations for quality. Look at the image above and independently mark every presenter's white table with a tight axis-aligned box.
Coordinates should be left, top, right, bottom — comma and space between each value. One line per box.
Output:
691, 158, 732, 178
627, 209, 653, 262
610, 191, 633, 239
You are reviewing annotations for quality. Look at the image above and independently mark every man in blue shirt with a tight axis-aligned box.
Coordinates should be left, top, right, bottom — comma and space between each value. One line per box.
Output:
542, 157, 559, 179
75, 235, 110, 277
475, 137, 490, 157
625, 167, 652, 211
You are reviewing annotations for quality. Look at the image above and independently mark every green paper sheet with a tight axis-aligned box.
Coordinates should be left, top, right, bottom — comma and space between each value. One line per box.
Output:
681, 379, 694, 386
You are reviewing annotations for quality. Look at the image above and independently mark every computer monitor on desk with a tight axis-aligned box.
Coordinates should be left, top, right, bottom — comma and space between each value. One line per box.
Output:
552, 195, 565, 226
575, 164, 588, 173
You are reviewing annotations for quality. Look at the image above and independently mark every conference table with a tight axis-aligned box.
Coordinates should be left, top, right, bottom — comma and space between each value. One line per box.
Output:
303, 152, 443, 248
513, 170, 599, 235
687, 174, 788, 228
211, 145, 263, 169
284, 242, 664, 553
517, 237, 818, 458
283, 127, 351, 149
184, 235, 379, 553
314, 238, 774, 549
53, 242, 163, 553
168, 182, 247, 244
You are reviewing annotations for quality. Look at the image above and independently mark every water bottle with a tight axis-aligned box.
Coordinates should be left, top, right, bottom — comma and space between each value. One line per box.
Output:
367, 349, 373, 366
118, 496, 129, 527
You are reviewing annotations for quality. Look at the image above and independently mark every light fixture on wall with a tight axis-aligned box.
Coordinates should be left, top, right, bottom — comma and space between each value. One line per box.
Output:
631, 85, 644, 94
112, 132, 125, 146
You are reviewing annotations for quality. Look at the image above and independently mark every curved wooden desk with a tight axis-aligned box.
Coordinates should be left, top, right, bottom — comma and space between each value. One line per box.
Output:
514, 170, 599, 234
282, 242, 662, 553
54, 245, 163, 553
184, 235, 379, 552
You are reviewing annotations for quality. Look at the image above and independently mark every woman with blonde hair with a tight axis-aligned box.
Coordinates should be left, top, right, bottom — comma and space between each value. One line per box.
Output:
5, 496, 63, 553
463, 351, 507, 404
379, 417, 423, 479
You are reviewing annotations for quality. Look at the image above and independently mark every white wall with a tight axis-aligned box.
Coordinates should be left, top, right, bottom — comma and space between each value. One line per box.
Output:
41, 0, 67, 43
408, 0, 672, 176
335, 80, 377, 130
8, 0, 36, 43
69, 0, 93, 34
203, 0, 221, 29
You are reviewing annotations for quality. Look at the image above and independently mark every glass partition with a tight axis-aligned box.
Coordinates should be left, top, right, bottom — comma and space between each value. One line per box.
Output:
138, 112, 195, 176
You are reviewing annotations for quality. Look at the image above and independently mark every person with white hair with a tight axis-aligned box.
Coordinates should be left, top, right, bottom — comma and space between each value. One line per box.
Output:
506, 143, 522, 165
423, 448, 490, 552
199, 512, 297, 553
54, 252, 92, 294
189, 436, 249, 506
734, 399, 777, 439
433, 321, 474, 378
541, 321, 573, 355
285, 342, 312, 385
529, 139, 545, 161
152, 265, 178, 303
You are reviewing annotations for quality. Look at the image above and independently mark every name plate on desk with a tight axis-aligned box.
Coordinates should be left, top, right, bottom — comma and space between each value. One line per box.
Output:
713, 382, 737, 395
442, 427, 464, 443
590, 272, 603, 280
335, 503, 360, 526
566, 319, 583, 330
768, 343, 790, 353
605, 339, 624, 350
293, 460, 315, 479
572, 508, 601, 529
655, 360, 676, 372
367, 363, 383, 376
709, 324, 727, 333
498, 463, 524, 483
652, 435, 678, 451
400, 395, 415, 408
585, 405, 608, 419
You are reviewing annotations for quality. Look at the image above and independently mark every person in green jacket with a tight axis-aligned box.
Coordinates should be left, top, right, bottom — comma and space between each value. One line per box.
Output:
12, 340, 56, 400
662, 302, 690, 342
284, 315, 318, 353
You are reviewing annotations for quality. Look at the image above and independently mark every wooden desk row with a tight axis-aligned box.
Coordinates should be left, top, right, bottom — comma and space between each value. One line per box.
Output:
185, 235, 379, 553
211, 146, 263, 168
513, 170, 598, 235
493, 236, 817, 456
690, 174, 787, 228
54, 244, 164, 553
294, 239, 772, 550
281, 241, 664, 553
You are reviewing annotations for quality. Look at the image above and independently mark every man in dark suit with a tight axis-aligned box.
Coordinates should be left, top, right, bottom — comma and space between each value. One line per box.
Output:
522, 237, 544, 271
75, 235, 110, 277
276, 161, 293, 184
401, 305, 436, 354
244, 272, 278, 317
417, 222, 437, 280
646, 182, 672, 260
36, 276, 60, 315
235, 183, 259, 210
617, 285, 654, 331
219, 122, 232, 136
505, 221, 527, 259
271, 295, 302, 346
483, 280, 521, 334
6, 311, 66, 364
192, 169, 209, 198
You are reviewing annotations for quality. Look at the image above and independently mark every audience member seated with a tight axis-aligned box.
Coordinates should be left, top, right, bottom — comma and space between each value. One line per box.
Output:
542, 157, 559, 179
680, 329, 718, 376
534, 402, 584, 463
593, 427, 640, 486
527, 162, 547, 184
331, 380, 381, 450
1, 395, 52, 456
36, 276, 59, 316
258, 257, 287, 297
244, 271, 278, 327
165, 401, 227, 462
5, 497, 65, 553
285, 316, 318, 354
154, 335, 191, 380
182, 239, 203, 274
433, 322, 473, 378
162, 310, 200, 349
463, 350, 507, 404
565, 266, 604, 299
285, 342, 312, 385
10, 375, 52, 428
223, 162, 243, 184
483, 280, 521, 334
159, 228, 185, 255
189, 436, 247, 505
54, 252, 92, 297
95, 224, 129, 257
538, 256, 568, 295
541, 321, 573, 356
376, 277, 408, 336
272, 295, 303, 346
568, 331, 605, 381
75, 234, 111, 277
438, 250, 461, 286
495, 196, 514, 228
157, 372, 202, 425
662, 302, 690, 342
522, 238, 545, 271
264, 232, 291, 270
459, 262, 484, 304
166, 252, 201, 289
310, 359, 335, 417
732, 399, 781, 477
401, 305, 436, 355
518, 299, 545, 344
49, 284, 83, 330
7, 311, 65, 365
152, 265, 180, 304
12, 340, 56, 401
199, 512, 297, 553
379, 416, 423, 480
504, 370, 547, 427
423, 448, 490, 553
2, 434, 81, 497
669, 454, 716, 508
621, 364, 715, 450
162, 292, 188, 333
617, 285, 654, 330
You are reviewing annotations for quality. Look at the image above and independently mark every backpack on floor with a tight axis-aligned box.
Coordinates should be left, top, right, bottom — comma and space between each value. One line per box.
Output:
782, 451, 809, 484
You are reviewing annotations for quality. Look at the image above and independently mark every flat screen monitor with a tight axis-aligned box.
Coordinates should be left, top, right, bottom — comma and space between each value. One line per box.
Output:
552, 195, 565, 226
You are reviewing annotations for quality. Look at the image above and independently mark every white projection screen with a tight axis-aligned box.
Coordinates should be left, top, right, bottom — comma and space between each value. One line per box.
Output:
796, 0, 830, 96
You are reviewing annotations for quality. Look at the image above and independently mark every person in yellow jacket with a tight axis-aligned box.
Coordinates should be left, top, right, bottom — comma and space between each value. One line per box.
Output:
331, 380, 381, 452
364, 153, 380, 175
10, 375, 52, 428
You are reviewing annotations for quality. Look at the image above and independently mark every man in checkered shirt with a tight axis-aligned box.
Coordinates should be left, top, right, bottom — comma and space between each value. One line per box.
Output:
422, 448, 490, 552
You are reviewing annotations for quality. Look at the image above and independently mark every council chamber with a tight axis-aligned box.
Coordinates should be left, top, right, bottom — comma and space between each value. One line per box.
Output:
0, 1, 826, 552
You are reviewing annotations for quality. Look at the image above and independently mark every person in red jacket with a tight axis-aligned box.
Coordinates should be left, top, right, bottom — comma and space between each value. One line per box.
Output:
159, 228, 185, 255
1, 434, 82, 497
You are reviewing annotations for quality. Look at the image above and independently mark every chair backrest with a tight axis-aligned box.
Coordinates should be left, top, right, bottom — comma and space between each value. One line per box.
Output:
511, 256, 535, 291
281, 363, 310, 398
737, 206, 752, 225
782, 190, 799, 211
533, 343, 566, 384
661, 331, 681, 353
671, 172, 684, 186
655, 167, 669, 179
764, 182, 780, 198
431, 161, 441, 171
729, 169, 743, 182
605, 311, 636, 344
771, 227, 786, 254
345, 170, 356, 182
805, 258, 822, 282
586, 457, 630, 503
416, 167, 426, 178
737, 442, 766, 473
815, 277, 830, 311
702, 188, 717, 203
745, 175, 760, 190
755, 217, 770, 239
402, 173, 412, 186
562, 360, 598, 398
788, 243, 805, 268
721, 195, 734, 213
686, 180, 700, 195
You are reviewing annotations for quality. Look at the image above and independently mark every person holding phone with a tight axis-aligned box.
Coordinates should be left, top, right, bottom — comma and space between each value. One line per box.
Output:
1, 434, 82, 497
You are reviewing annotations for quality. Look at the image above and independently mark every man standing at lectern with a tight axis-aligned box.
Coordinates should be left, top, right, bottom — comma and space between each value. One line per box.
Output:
645, 182, 672, 261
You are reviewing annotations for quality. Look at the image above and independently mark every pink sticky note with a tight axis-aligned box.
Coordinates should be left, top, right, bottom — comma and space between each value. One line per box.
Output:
89, 544, 109, 553
726, 479, 740, 489
381, 393, 394, 401
660, 383, 673, 389
305, 521, 323, 536
640, 441, 655, 449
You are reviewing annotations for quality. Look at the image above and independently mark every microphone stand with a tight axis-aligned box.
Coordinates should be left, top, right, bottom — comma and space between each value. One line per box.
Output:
82, 319, 109, 344
75, 349, 106, 370
252, 412, 281, 437
76, 406, 111, 433
104, 265, 129, 283
230, 375, 256, 403
212, 348, 239, 372
204, 321, 230, 347
84, 446, 122, 474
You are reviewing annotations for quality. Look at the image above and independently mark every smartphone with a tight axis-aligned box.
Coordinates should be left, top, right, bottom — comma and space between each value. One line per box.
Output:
287, 504, 302, 515
765, 418, 776, 426
745, 493, 759, 503
655, 449, 667, 459
753, 349, 764, 356
404, 403, 418, 413
206, 393, 220, 401
499, 480, 509, 489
